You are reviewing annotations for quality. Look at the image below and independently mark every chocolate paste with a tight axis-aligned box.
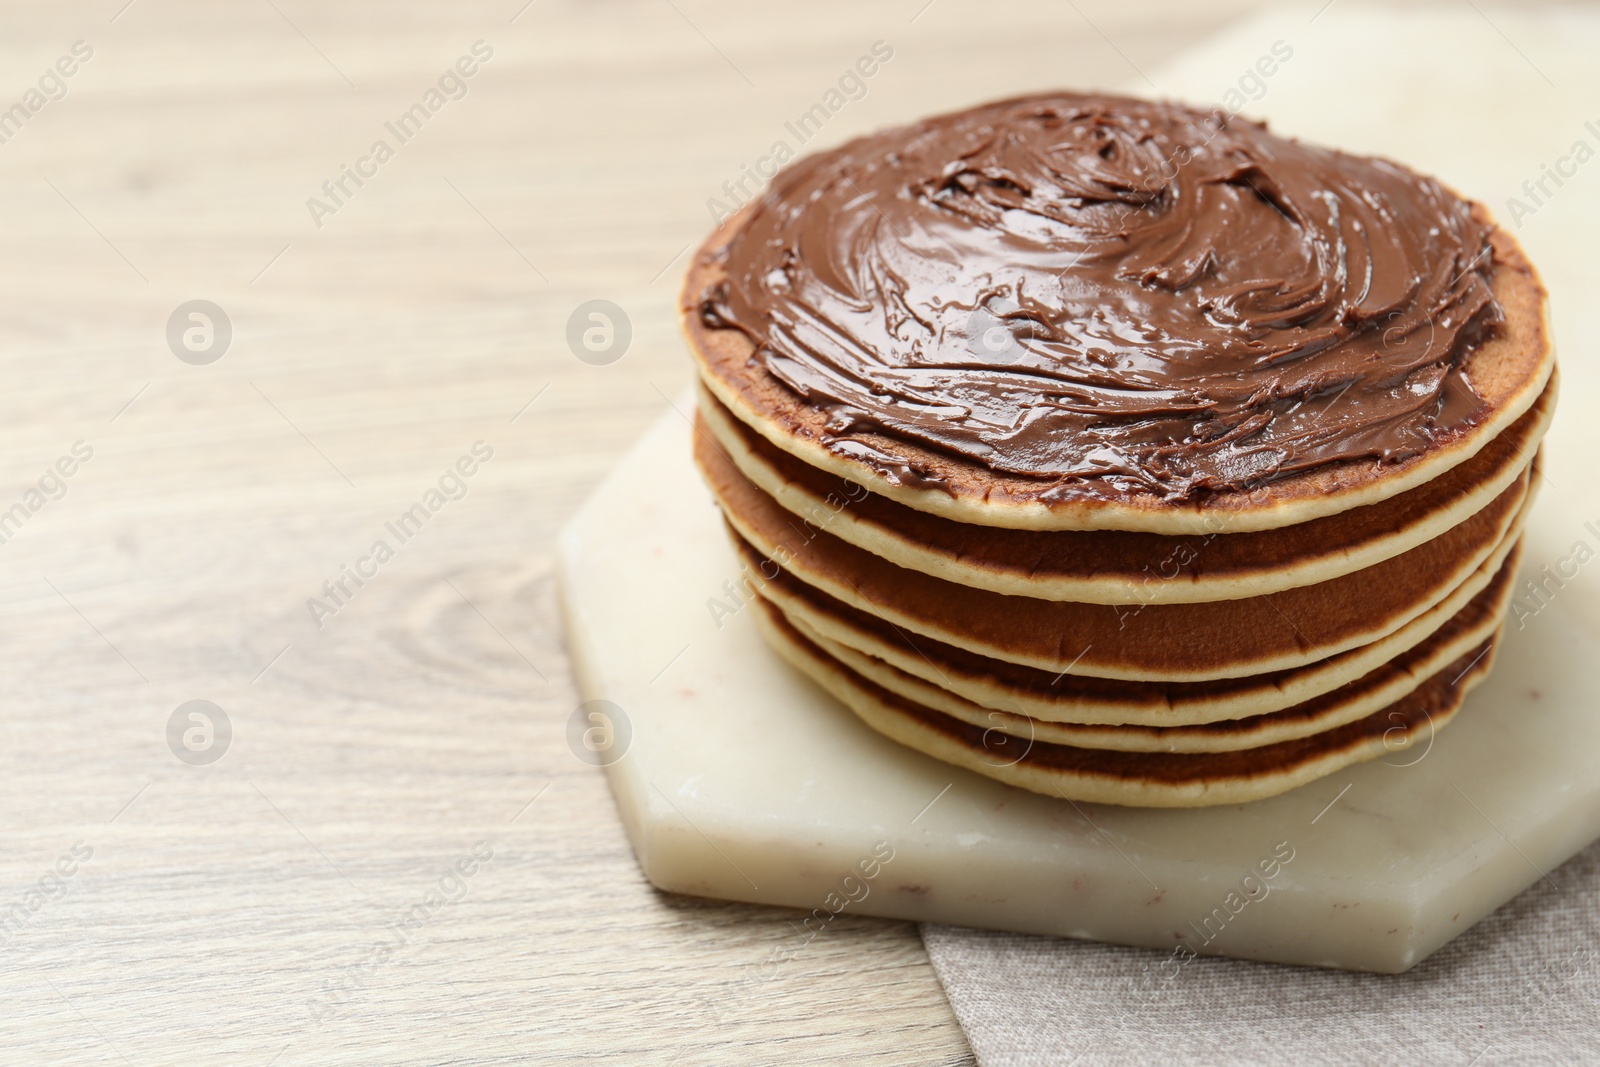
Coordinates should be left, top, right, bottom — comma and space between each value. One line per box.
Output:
696, 93, 1504, 500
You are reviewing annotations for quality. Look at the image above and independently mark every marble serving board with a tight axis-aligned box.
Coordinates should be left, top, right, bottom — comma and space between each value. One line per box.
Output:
558, 6, 1600, 972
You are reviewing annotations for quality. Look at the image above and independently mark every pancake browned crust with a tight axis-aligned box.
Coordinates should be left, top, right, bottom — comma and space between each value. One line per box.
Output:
697, 378, 1555, 604
784, 541, 1519, 752
734, 517, 1522, 725
699, 427, 1532, 680
752, 593, 1498, 807
686, 217, 1554, 535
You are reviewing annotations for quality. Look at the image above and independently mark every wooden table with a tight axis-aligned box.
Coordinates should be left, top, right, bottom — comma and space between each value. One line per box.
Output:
0, 1, 1280, 1062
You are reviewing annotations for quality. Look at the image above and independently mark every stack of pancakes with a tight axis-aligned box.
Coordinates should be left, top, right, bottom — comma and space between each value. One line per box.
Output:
680, 93, 1557, 808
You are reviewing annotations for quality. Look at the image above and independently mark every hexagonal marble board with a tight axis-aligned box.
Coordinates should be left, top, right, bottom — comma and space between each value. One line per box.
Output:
559, 3, 1600, 970
557, 397, 1600, 973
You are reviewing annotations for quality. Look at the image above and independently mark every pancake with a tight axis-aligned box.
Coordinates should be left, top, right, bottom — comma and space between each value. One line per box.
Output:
696, 377, 1556, 604
784, 541, 1520, 752
700, 427, 1532, 680
684, 93, 1555, 535
751, 593, 1500, 808
736, 518, 1524, 726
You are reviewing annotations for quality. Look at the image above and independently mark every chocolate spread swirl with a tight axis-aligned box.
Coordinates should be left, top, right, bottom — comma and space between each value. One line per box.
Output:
696, 93, 1504, 501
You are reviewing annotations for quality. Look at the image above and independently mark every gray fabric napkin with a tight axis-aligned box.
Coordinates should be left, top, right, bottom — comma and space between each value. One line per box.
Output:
922, 839, 1600, 1066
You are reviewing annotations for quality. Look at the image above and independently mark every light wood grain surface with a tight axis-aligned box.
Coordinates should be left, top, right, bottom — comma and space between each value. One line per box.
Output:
0, 1, 1316, 1062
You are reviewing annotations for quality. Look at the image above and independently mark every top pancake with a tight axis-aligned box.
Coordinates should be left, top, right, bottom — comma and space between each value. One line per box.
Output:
683, 95, 1555, 534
